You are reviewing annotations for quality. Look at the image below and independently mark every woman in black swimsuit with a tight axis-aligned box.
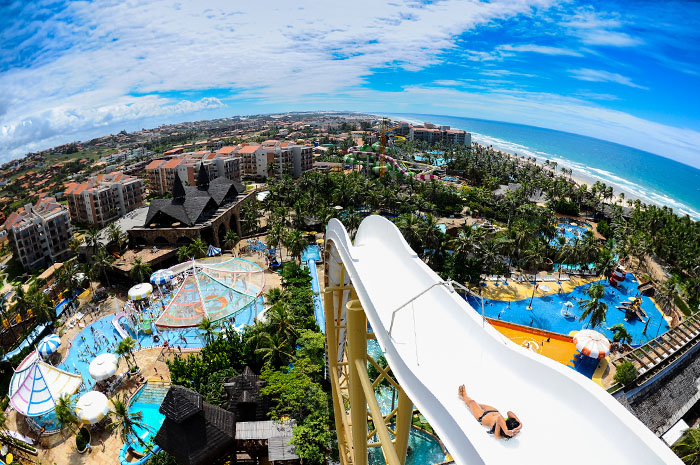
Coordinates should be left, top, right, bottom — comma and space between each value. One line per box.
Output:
458, 385, 522, 439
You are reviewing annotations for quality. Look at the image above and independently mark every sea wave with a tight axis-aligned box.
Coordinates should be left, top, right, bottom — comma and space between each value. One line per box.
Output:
469, 131, 700, 220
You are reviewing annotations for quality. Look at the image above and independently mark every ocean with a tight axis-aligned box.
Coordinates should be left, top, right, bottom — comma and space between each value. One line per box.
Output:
388, 113, 700, 220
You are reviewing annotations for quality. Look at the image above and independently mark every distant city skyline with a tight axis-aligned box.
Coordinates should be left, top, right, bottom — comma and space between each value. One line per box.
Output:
1, 1, 699, 167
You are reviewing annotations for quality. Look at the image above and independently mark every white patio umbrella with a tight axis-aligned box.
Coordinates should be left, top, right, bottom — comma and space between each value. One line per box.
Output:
574, 330, 610, 359
150, 269, 174, 285
128, 283, 153, 301
538, 284, 551, 292
37, 334, 61, 358
89, 353, 119, 381
75, 391, 112, 425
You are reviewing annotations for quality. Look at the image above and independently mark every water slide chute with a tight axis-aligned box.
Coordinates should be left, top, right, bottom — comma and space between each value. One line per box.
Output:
324, 215, 681, 465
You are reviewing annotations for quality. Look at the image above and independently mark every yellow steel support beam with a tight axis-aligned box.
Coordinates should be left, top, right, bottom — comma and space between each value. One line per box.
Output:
394, 388, 413, 465
347, 299, 368, 465
324, 290, 351, 465
354, 358, 402, 465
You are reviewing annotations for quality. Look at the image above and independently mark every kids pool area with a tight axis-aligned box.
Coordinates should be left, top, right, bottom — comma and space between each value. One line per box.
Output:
550, 222, 592, 247
125, 383, 169, 456
468, 271, 670, 346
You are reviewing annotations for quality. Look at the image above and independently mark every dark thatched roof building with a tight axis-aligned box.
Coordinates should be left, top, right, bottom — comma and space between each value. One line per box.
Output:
155, 385, 237, 465
224, 366, 268, 421
128, 163, 254, 249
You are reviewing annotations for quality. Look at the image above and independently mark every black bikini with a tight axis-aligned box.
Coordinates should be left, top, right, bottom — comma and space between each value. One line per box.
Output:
478, 410, 512, 439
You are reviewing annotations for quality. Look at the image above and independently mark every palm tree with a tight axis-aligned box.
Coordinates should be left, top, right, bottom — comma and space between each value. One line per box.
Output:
86, 226, 102, 256
610, 324, 632, 344
116, 337, 138, 371
93, 249, 114, 287
189, 238, 207, 259
266, 224, 285, 260
223, 230, 239, 255
129, 257, 152, 283
30, 290, 54, 324
255, 333, 293, 368
177, 245, 191, 262
658, 278, 678, 314
673, 427, 700, 465
266, 303, 299, 346
283, 230, 307, 264
265, 288, 284, 306
579, 283, 608, 328
107, 222, 125, 252
12, 283, 31, 320
109, 393, 153, 453
55, 394, 80, 435
198, 317, 219, 345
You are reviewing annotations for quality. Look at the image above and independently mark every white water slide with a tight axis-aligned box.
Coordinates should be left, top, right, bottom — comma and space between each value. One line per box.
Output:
325, 216, 680, 465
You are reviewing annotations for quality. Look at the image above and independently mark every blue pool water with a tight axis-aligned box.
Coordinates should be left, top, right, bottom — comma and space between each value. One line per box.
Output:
302, 245, 321, 262
467, 272, 669, 345
550, 222, 592, 247
414, 155, 447, 166
128, 385, 166, 455
437, 224, 447, 233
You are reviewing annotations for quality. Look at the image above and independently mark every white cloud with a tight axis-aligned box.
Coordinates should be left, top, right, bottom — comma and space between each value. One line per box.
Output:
497, 44, 582, 56
569, 68, 648, 89
0, 0, 557, 159
564, 8, 642, 47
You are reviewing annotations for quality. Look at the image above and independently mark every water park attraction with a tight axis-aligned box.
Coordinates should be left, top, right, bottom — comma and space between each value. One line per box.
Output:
323, 215, 681, 465
156, 257, 264, 328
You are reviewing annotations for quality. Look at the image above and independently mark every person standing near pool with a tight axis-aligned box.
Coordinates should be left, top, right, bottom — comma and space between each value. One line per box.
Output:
458, 385, 522, 440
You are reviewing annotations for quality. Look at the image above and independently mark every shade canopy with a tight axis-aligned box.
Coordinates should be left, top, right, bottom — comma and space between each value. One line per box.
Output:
9, 354, 82, 416
155, 258, 264, 329
539, 284, 551, 292
574, 330, 610, 359
37, 334, 61, 358
151, 269, 175, 285
89, 353, 119, 381
207, 245, 222, 257
76, 390, 112, 424
129, 283, 153, 301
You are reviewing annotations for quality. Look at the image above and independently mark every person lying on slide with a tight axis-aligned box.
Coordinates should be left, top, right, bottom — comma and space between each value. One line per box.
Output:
458, 385, 522, 439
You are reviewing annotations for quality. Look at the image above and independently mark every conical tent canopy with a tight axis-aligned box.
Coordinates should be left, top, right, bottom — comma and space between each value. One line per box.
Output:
9, 356, 82, 416
155, 257, 264, 329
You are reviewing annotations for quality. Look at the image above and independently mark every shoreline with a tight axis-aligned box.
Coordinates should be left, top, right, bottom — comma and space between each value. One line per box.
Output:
385, 114, 700, 219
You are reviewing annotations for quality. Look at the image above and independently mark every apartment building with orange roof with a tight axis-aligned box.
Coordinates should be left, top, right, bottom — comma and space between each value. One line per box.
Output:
3, 197, 73, 271
64, 171, 145, 226
145, 149, 241, 195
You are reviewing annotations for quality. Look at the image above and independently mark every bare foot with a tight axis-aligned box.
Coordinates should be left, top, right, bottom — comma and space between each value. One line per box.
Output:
458, 384, 468, 402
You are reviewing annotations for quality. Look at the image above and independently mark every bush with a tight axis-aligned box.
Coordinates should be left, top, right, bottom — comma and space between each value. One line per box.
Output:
614, 361, 638, 386
76, 427, 90, 451
596, 220, 612, 239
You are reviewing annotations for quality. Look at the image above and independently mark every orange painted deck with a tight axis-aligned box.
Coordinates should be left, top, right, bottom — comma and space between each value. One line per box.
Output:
487, 318, 578, 367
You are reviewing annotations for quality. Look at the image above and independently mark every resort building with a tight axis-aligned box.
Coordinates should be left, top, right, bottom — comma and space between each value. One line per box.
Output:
145, 149, 242, 195
238, 141, 313, 179
129, 163, 254, 248
64, 171, 145, 226
409, 122, 470, 145
3, 197, 73, 271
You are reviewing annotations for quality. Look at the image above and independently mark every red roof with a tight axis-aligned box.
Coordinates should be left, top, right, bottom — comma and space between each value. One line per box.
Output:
146, 159, 167, 170
238, 145, 260, 154
217, 146, 237, 155
163, 158, 183, 169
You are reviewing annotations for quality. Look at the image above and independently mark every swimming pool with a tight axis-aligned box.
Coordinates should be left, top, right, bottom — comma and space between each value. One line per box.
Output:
302, 245, 321, 262
467, 272, 669, 345
550, 222, 592, 247
127, 384, 168, 455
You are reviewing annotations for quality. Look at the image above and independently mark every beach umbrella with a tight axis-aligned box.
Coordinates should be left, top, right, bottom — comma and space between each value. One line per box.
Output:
316, 238, 324, 244
76, 391, 112, 425
574, 330, 610, 359
207, 245, 222, 257
539, 284, 551, 292
564, 301, 574, 308
37, 334, 61, 358
150, 269, 174, 285
89, 353, 119, 381
502, 281, 509, 286
128, 283, 153, 301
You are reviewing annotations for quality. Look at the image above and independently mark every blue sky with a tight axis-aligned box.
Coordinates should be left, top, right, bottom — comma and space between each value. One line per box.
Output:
1, 0, 699, 167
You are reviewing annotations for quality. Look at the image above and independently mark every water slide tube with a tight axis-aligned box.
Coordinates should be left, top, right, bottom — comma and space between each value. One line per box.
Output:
307, 259, 325, 333
112, 312, 129, 339
324, 215, 681, 465
346, 147, 439, 181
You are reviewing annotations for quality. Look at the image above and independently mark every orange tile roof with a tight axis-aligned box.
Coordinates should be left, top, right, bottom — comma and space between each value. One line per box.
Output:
145, 159, 167, 170
217, 146, 237, 155
64, 182, 79, 195
163, 158, 183, 169
238, 145, 260, 154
